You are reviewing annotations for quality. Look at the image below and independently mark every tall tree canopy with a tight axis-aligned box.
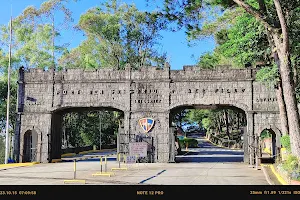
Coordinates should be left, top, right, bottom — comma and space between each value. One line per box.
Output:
158, 0, 300, 158
59, 0, 167, 70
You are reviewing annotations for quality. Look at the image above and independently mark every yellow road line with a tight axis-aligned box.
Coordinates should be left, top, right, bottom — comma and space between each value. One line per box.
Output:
0, 162, 39, 168
63, 180, 86, 184
111, 167, 127, 171
269, 165, 288, 185
61, 153, 76, 158
92, 173, 112, 177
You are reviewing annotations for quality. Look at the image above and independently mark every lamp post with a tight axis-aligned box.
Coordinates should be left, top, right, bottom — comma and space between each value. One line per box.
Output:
5, 8, 13, 164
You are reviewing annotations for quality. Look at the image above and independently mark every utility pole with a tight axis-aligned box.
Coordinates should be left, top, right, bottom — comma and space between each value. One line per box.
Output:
99, 112, 102, 150
5, 6, 13, 164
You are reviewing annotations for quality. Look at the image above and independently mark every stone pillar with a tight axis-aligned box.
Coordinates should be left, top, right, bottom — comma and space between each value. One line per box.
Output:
50, 112, 63, 161
20, 113, 52, 163
255, 134, 260, 169
246, 112, 255, 166
129, 112, 169, 163
169, 126, 175, 163
243, 126, 249, 164
119, 111, 131, 155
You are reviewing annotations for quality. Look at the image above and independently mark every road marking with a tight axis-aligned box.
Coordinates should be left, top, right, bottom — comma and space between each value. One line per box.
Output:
139, 169, 166, 184
176, 155, 243, 158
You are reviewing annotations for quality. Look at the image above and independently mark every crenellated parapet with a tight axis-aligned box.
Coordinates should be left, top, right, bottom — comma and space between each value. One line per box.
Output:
171, 65, 254, 81
23, 64, 262, 83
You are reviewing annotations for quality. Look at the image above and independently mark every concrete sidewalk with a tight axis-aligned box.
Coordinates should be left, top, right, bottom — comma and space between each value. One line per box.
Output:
0, 161, 269, 185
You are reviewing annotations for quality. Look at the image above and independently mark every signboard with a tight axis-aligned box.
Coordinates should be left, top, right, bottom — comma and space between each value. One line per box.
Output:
129, 142, 148, 157
126, 156, 136, 164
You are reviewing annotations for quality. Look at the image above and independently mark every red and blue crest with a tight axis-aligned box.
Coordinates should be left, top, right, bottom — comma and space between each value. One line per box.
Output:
139, 118, 155, 133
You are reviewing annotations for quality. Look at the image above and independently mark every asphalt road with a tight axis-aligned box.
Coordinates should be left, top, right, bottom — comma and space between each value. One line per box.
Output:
0, 134, 270, 185
175, 135, 244, 163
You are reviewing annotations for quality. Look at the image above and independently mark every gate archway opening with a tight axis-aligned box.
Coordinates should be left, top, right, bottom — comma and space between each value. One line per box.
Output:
50, 107, 124, 162
169, 104, 247, 163
22, 130, 38, 163
259, 129, 277, 164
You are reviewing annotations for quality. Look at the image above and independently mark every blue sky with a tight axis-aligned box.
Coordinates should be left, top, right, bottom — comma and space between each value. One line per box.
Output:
0, 0, 216, 70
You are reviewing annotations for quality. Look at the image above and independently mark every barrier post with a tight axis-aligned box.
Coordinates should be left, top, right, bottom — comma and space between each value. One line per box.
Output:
100, 156, 103, 173
63, 159, 86, 184
92, 156, 113, 177
74, 159, 76, 179
111, 153, 127, 171
105, 156, 107, 172
118, 153, 121, 168
136, 154, 139, 170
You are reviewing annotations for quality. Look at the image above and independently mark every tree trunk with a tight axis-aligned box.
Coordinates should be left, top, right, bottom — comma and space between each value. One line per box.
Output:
237, 113, 240, 130
276, 80, 289, 136
223, 110, 230, 138
273, 0, 300, 158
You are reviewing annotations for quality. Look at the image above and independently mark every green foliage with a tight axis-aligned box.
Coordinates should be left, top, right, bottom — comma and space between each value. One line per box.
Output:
281, 135, 291, 152
170, 109, 190, 128
178, 137, 198, 148
0, 73, 17, 131
255, 64, 279, 86
260, 130, 272, 140
282, 154, 299, 172
59, 0, 167, 69
0, 135, 4, 164
63, 111, 120, 148
201, 118, 212, 131
197, 52, 219, 69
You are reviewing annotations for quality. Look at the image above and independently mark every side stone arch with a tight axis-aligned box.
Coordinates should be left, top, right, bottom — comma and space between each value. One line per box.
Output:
20, 126, 42, 162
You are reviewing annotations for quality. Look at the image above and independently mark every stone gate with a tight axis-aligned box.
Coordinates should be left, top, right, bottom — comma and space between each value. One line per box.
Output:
14, 63, 282, 164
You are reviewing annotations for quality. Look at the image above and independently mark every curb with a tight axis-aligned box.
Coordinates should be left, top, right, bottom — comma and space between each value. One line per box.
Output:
0, 162, 39, 169
261, 165, 274, 185
61, 148, 117, 158
51, 159, 63, 163
270, 164, 288, 185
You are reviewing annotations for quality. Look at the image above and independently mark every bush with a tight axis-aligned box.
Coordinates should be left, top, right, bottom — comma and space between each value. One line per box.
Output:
280, 135, 291, 152
291, 170, 300, 181
282, 154, 299, 172
178, 138, 198, 148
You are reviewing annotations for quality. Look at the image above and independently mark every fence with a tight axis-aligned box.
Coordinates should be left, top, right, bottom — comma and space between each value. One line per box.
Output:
62, 144, 117, 154
207, 132, 242, 149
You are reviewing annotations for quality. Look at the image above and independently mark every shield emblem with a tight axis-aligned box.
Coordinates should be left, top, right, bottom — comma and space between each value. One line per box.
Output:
139, 118, 155, 133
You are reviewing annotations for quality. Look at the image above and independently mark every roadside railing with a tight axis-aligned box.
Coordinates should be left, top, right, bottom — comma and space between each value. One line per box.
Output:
206, 132, 242, 149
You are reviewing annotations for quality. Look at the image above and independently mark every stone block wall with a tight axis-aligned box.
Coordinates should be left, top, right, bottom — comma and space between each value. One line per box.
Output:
20, 65, 281, 163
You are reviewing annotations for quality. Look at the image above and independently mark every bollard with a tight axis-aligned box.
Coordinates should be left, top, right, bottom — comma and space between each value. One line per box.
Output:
92, 156, 114, 177
63, 159, 86, 184
118, 153, 121, 168
74, 159, 76, 179
111, 153, 127, 171
100, 156, 103, 173
104, 156, 107, 172
136, 154, 139, 170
